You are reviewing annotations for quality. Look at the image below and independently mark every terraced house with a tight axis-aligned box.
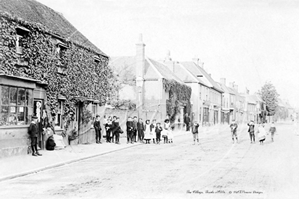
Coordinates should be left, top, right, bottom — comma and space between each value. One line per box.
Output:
0, 0, 114, 157
109, 35, 191, 125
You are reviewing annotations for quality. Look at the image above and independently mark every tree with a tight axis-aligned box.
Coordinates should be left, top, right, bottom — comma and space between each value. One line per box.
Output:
259, 82, 279, 116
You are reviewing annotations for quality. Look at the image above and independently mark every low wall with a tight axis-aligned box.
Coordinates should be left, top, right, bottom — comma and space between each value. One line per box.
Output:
0, 126, 30, 158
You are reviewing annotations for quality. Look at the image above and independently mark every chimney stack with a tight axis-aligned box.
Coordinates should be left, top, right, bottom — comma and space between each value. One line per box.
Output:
220, 78, 226, 85
136, 33, 145, 83
164, 50, 174, 72
136, 34, 145, 117
229, 82, 234, 88
233, 84, 238, 92
192, 56, 200, 66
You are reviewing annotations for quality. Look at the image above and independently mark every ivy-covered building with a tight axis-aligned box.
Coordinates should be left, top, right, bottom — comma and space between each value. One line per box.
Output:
109, 35, 191, 124
0, 0, 114, 157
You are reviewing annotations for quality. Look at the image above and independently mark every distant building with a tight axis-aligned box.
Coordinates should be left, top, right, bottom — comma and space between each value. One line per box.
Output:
179, 60, 223, 125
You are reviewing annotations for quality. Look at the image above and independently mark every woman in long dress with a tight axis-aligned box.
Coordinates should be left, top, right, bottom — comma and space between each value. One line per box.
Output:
257, 123, 266, 145
144, 120, 152, 144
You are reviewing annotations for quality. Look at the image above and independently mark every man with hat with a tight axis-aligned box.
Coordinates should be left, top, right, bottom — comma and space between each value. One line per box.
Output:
94, 115, 102, 144
28, 116, 42, 156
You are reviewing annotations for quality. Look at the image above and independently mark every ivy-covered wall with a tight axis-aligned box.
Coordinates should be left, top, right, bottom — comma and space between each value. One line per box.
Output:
0, 12, 116, 127
163, 78, 192, 122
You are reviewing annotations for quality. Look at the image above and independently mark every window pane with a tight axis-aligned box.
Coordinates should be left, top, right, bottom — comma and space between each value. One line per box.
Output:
9, 87, 17, 105
25, 89, 33, 106
17, 106, 25, 122
18, 88, 26, 105
1, 86, 9, 105
0, 106, 9, 126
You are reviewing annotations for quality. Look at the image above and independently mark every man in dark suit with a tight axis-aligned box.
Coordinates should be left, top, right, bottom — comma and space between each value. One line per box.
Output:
28, 116, 42, 156
137, 118, 145, 143
132, 116, 138, 142
94, 115, 102, 144
184, 113, 191, 131
126, 117, 134, 144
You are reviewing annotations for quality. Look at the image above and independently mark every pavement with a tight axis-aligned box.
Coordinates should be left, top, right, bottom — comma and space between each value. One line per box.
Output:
0, 129, 195, 182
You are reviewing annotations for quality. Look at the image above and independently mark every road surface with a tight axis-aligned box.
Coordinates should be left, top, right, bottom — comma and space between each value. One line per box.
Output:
0, 123, 298, 199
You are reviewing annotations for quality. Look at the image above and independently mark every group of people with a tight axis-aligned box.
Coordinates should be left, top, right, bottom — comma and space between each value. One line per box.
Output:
28, 116, 66, 156
94, 115, 175, 145
229, 120, 277, 145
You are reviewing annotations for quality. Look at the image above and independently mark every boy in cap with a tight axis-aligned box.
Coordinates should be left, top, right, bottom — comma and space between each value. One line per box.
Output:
28, 116, 42, 156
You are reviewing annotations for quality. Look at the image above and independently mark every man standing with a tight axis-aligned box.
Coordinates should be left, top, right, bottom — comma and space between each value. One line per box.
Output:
94, 115, 102, 144
230, 120, 238, 144
184, 113, 191, 131
126, 117, 134, 144
137, 118, 145, 143
103, 115, 107, 141
132, 116, 138, 142
247, 120, 255, 143
28, 116, 42, 156
112, 116, 121, 144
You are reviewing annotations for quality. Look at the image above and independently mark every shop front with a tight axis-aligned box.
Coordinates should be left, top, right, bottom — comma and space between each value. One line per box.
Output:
0, 74, 47, 158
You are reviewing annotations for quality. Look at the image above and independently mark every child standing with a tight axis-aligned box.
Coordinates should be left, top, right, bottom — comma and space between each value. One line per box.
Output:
269, 122, 276, 142
162, 119, 170, 144
230, 120, 238, 144
155, 123, 163, 144
247, 120, 255, 144
144, 120, 152, 144
192, 122, 200, 145
150, 119, 156, 144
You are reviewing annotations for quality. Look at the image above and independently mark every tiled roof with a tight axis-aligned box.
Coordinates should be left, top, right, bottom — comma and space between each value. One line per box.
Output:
181, 62, 223, 93
0, 0, 107, 57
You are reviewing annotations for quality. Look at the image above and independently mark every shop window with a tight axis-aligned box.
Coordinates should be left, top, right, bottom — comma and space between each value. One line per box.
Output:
0, 86, 32, 126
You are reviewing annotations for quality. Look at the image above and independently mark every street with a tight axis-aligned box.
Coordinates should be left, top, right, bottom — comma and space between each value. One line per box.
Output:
0, 123, 298, 199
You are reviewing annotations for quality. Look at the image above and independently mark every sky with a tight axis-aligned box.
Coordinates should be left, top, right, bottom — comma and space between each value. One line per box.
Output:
36, 0, 299, 108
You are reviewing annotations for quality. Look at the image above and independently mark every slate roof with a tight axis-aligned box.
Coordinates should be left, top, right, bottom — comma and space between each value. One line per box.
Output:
181, 62, 223, 93
175, 62, 207, 85
217, 83, 235, 95
109, 56, 184, 84
0, 0, 107, 57
147, 58, 183, 83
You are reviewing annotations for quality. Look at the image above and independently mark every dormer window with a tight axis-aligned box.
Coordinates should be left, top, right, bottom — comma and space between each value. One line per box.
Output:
16, 27, 30, 55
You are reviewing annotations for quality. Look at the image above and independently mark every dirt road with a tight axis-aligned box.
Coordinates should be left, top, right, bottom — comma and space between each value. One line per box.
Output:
0, 123, 298, 199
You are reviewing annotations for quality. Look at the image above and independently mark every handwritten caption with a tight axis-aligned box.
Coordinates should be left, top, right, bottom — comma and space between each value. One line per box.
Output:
186, 190, 263, 194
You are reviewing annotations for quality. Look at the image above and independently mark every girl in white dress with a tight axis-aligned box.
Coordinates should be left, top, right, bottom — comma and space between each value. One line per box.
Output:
144, 120, 152, 144
162, 119, 170, 144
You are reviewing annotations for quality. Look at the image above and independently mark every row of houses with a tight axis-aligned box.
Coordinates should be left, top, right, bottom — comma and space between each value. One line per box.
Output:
109, 35, 270, 127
